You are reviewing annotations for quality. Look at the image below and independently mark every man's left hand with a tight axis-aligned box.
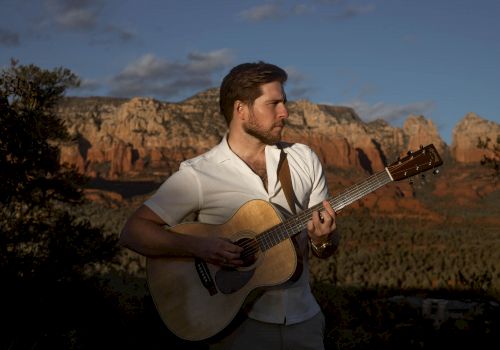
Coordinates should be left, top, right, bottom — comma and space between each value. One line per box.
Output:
307, 200, 337, 244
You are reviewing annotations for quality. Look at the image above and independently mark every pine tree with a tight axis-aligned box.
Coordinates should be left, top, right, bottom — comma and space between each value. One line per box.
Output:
0, 60, 119, 349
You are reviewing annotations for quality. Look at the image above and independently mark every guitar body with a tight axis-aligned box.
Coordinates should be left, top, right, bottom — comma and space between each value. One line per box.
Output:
147, 199, 297, 341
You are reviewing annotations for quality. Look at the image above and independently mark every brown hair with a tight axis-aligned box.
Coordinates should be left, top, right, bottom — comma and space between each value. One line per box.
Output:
219, 61, 287, 125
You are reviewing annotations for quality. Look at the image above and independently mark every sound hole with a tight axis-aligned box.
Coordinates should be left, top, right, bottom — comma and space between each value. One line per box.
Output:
234, 237, 259, 267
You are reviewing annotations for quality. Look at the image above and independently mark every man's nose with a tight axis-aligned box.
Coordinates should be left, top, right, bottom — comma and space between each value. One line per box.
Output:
278, 103, 289, 119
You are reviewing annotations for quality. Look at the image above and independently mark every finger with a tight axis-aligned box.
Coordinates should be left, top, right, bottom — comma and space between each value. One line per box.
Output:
321, 214, 335, 232
322, 200, 336, 217
319, 211, 334, 224
322, 201, 337, 229
307, 220, 314, 234
318, 210, 325, 224
222, 239, 244, 253
220, 255, 244, 267
312, 210, 322, 225
219, 249, 241, 263
226, 250, 242, 261
230, 244, 244, 253
219, 255, 233, 266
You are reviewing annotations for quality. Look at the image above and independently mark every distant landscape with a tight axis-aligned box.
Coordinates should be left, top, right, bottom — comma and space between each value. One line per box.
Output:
55, 91, 500, 348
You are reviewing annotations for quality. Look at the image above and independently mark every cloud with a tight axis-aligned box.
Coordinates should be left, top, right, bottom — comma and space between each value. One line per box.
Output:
284, 66, 314, 99
41, 0, 134, 42
239, 3, 282, 22
239, 1, 374, 22
108, 49, 235, 100
345, 99, 435, 123
45, 0, 102, 30
66, 76, 104, 97
105, 24, 135, 42
54, 7, 98, 29
78, 78, 102, 92
292, 4, 313, 16
328, 4, 375, 20
186, 51, 235, 74
0, 28, 20, 47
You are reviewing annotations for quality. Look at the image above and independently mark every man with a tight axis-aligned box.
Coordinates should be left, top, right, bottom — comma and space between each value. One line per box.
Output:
120, 61, 339, 349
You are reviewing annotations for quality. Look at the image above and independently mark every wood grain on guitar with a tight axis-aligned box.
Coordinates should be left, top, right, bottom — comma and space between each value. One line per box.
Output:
147, 144, 443, 341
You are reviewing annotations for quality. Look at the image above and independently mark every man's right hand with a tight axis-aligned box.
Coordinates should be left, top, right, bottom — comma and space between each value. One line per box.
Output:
195, 236, 244, 267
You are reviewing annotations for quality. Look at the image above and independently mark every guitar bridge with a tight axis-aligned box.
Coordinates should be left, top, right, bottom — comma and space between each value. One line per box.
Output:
195, 258, 218, 296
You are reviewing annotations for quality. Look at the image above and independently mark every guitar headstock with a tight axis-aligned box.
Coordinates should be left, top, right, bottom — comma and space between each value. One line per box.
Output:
388, 144, 443, 181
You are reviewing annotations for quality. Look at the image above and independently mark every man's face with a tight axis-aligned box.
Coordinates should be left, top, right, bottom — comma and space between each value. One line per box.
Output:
243, 81, 289, 145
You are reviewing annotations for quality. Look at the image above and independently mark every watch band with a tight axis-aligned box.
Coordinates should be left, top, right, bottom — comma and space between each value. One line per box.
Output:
310, 238, 332, 252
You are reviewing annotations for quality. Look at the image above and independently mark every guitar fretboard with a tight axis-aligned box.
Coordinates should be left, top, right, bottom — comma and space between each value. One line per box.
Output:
256, 169, 392, 251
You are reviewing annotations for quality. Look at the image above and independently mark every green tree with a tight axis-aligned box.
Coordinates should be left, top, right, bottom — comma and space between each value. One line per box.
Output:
0, 60, 119, 349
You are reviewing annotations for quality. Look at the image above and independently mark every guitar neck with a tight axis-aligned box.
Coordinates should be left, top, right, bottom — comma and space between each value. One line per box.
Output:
257, 168, 393, 251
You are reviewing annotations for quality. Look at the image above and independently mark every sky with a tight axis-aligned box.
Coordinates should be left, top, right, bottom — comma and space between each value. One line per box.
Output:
1, 0, 499, 144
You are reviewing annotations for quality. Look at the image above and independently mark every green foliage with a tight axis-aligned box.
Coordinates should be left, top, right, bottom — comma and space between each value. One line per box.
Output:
308, 209, 500, 349
310, 213, 500, 298
0, 60, 82, 205
0, 60, 119, 349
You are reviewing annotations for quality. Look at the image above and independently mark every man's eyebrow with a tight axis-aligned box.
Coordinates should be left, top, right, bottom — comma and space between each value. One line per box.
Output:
267, 97, 287, 103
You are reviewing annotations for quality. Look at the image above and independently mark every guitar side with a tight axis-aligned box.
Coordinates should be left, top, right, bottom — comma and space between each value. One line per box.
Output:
146, 199, 298, 341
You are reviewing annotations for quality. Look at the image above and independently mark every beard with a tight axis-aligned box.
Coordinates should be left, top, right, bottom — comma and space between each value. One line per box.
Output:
243, 112, 285, 145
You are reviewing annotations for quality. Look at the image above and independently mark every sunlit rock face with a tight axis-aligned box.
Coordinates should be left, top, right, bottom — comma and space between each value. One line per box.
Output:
57, 90, 497, 179
451, 112, 500, 163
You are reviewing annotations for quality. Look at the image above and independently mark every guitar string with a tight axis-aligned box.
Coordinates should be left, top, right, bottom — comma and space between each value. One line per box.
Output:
237, 153, 435, 258
238, 170, 391, 257
238, 159, 425, 257
239, 159, 416, 257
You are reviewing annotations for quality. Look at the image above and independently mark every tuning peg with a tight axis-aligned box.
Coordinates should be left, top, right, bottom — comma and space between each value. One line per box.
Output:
420, 145, 424, 150
433, 169, 440, 175
407, 150, 413, 156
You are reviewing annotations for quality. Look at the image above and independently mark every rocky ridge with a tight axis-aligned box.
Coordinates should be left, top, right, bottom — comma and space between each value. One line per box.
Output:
57, 89, 499, 181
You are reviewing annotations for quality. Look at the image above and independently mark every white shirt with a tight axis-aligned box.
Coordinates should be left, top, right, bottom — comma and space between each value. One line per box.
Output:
145, 134, 329, 324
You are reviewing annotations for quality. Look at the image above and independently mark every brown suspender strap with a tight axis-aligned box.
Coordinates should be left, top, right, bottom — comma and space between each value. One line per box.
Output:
277, 147, 305, 274
277, 148, 297, 215
277, 145, 335, 259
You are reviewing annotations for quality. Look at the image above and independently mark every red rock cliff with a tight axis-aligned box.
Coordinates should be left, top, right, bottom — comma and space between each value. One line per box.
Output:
57, 90, 497, 180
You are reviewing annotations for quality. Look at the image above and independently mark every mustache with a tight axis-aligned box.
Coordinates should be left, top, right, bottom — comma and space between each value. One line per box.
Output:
274, 120, 286, 128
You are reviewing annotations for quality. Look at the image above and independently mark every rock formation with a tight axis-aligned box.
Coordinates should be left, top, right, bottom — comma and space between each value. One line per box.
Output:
451, 112, 500, 163
403, 115, 447, 156
56, 90, 498, 180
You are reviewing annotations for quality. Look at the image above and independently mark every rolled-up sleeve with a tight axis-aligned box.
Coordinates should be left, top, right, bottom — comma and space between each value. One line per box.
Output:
144, 166, 201, 226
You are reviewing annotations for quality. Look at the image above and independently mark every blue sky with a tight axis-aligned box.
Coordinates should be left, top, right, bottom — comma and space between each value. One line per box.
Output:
1, 0, 499, 144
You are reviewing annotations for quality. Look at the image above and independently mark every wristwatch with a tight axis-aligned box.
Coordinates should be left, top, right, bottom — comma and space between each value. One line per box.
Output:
310, 238, 332, 252
309, 234, 339, 258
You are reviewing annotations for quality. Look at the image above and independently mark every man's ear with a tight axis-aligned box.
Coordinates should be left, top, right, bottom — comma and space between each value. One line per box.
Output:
234, 100, 246, 119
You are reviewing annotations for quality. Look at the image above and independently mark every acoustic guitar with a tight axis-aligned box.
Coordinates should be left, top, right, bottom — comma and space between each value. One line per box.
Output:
147, 144, 443, 341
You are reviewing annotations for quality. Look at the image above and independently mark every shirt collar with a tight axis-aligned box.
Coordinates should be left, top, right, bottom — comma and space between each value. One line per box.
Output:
214, 132, 282, 167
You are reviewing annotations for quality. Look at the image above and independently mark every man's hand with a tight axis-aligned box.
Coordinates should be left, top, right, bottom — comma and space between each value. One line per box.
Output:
307, 200, 337, 244
194, 236, 244, 267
